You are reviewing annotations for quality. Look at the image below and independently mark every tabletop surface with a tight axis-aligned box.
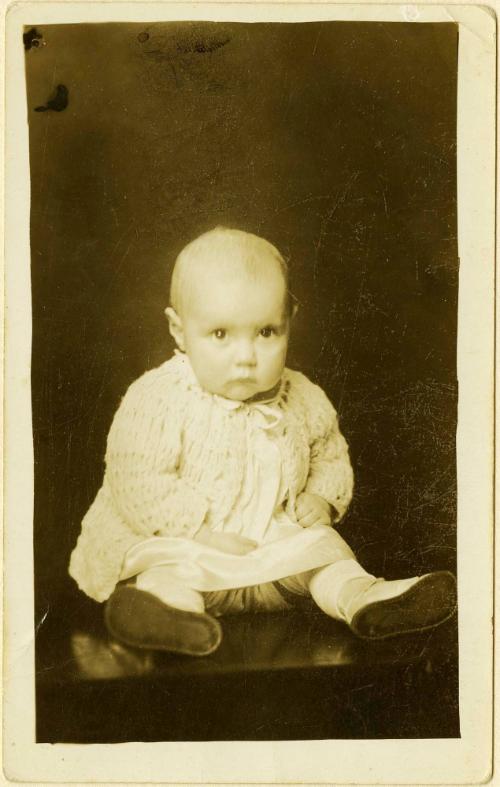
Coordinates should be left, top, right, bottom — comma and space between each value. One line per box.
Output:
36, 595, 458, 685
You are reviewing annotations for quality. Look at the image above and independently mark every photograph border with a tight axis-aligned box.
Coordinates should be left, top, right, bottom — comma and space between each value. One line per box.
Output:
3, 2, 495, 783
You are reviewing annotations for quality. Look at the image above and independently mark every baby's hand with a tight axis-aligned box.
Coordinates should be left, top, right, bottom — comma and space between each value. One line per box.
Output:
193, 525, 257, 555
295, 492, 332, 528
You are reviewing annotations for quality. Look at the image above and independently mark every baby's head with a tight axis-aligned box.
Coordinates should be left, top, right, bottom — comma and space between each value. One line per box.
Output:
166, 227, 295, 401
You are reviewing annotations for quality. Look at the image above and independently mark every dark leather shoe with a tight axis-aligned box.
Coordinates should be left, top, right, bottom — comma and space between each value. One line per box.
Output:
350, 571, 457, 640
105, 585, 223, 656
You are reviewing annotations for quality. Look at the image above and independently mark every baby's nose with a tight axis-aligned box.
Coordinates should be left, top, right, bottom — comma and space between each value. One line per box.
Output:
235, 339, 257, 366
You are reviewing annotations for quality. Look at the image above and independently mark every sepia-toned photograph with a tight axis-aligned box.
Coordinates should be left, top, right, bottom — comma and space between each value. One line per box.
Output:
26, 16, 461, 743
3, 2, 495, 782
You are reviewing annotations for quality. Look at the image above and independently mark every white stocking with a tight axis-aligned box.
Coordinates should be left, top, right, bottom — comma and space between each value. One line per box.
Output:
135, 566, 206, 614
308, 559, 376, 621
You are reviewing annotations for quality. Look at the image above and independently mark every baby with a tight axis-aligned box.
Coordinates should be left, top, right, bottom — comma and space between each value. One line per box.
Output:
69, 227, 456, 655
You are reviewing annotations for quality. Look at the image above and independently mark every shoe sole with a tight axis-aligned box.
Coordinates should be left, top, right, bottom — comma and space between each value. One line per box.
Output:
350, 570, 457, 640
105, 585, 223, 656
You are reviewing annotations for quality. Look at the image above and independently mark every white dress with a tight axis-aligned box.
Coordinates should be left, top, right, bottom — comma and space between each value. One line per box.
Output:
119, 393, 349, 595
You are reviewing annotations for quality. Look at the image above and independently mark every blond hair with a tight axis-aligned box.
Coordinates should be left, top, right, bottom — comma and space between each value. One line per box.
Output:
170, 226, 291, 316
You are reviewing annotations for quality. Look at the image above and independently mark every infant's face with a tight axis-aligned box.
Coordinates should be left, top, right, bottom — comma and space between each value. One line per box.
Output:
176, 264, 289, 401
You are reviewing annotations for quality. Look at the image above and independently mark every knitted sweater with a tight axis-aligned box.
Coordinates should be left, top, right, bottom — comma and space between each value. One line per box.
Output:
69, 353, 354, 602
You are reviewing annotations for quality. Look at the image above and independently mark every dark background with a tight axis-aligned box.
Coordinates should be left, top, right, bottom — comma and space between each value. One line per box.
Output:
25, 21, 458, 621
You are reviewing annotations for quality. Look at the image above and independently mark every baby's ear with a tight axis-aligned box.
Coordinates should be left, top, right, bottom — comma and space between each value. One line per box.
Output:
165, 307, 185, 351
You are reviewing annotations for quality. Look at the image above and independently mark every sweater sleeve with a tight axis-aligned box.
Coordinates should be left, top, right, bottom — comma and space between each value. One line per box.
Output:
303, 383, 354, 522
104, 374, 209, 538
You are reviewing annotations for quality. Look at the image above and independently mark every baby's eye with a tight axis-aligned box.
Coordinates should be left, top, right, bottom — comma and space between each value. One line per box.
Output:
259, 326, 276, 338
213, 329, 227, 340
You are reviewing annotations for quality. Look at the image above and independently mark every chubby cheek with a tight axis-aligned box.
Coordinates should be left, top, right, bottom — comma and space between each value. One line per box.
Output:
202, 342, 229, 367
193, 347, 222, 378
262, 340, 288, 377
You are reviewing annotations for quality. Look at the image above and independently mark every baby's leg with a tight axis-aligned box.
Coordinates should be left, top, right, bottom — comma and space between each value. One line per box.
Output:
105, 567, 222, 655
135, 566, 205, 613
281, 528, 457, 639
308, 555, 456, 638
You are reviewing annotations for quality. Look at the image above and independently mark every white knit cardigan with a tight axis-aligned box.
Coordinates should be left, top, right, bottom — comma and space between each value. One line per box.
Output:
69, 353, 354, 602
